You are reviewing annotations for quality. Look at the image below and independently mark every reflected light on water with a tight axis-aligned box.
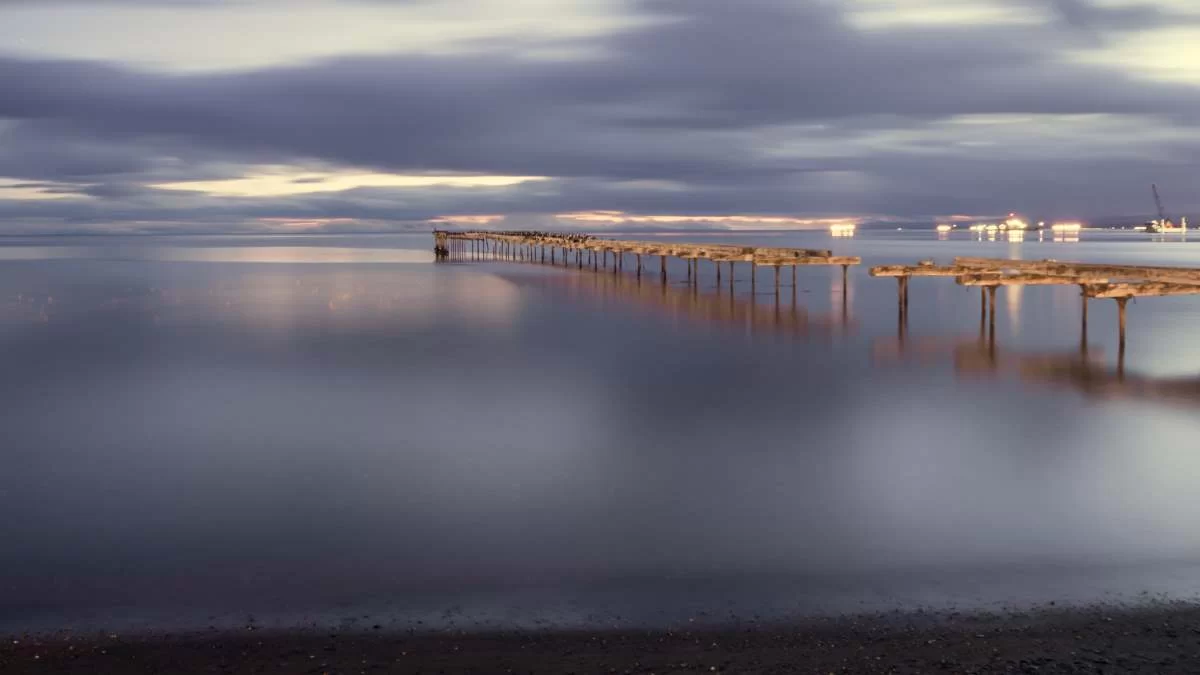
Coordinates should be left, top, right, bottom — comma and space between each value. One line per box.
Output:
0, 266, 523, 334
0, 246, 434, 263
1006, 284, 1023, 335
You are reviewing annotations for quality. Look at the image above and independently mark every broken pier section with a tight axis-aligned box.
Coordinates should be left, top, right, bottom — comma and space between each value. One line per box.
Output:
870, 256, 1200, 355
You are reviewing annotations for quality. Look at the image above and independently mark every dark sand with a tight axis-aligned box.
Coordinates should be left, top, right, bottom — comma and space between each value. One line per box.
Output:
5, 605, 1200, 674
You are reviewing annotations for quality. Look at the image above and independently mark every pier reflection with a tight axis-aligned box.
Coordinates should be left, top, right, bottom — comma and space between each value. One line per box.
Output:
874, 323, 1200, 408
506, 266, 854, 340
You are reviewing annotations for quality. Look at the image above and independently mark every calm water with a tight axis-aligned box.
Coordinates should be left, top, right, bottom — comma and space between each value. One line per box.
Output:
3, 230, 1200, 633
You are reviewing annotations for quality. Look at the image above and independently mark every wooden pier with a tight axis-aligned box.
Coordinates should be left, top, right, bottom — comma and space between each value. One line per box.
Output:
870, 256, 1200, 351
434, 230, 861, 295
435, 231, 1200, 362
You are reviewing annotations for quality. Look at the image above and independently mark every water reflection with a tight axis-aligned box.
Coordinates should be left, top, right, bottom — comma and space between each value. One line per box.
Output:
4, 236, 1200, 635
503, 266, 853, 338
0, 245, 432, 263
873, 318, 1200, 408
0, 267, 520, 331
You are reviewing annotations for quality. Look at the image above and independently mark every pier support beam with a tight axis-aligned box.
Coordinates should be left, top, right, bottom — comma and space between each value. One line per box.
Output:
660, 255, 667, 284
1116, 296, 1129, 348
1080, 285, 1089, 336
987, 285, 998, 335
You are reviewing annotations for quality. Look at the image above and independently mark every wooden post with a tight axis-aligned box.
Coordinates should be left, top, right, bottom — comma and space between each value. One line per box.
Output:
1116, 297, 1129, 381
986, 285, 998, 359
774, 265, 781, 297
751, 263, 757, 295
841, 279, 848, 324
729, 262, 734, 292
1116, 296, 1129, 349
715, 260, 722, 284
660, 255, 667, 284
792, 265, 797, 288
987, 285, 997, 332
637, 254, 643, 277
1080, 306, 1089, 358
1080, 285, 1089, 334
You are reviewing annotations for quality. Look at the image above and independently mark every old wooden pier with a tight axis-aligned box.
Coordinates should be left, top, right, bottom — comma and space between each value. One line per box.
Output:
434, 230, 861, 296
871, 256, 1200, 354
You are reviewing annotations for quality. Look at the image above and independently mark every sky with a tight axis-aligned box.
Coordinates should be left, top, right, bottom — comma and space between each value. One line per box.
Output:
1, 0, 1199, 234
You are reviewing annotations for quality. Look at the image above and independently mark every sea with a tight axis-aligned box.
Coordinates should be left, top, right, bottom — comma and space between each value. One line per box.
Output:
3, 228, 1200, 634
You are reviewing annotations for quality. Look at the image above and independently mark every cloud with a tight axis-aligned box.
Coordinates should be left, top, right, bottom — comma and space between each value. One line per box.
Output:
1042, 0, 1179, 30
1, 0, 1199, 232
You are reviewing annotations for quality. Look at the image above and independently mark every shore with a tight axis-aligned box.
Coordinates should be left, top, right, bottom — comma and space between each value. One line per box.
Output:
5, 605, 1200, 674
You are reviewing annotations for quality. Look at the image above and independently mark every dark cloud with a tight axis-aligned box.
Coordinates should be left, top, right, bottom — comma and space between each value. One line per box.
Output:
1043, 0, 1179, 31
1, 0, 1199, 232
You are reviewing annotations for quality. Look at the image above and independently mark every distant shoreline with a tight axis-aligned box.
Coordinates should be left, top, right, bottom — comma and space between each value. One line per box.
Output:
6, 604, 1200, 674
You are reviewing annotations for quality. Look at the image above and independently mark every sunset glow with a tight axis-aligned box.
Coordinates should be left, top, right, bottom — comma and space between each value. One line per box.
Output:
152, 169, 549, 197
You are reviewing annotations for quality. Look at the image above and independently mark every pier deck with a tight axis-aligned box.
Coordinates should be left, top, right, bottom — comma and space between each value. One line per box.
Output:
870, 255, 1200, 350
434, 230, 861, 292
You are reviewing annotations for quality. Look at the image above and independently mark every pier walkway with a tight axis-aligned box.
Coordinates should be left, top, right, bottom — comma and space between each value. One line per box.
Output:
871, 256, 1200, 352
434, 230, 861, 293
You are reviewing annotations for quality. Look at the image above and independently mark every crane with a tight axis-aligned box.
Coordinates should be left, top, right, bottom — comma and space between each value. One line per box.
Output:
1153, 184, 1170, 226
1147, 184, 1185, 233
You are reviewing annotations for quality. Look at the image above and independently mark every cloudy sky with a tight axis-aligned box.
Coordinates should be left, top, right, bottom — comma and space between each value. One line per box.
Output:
1, 0, 1198, 234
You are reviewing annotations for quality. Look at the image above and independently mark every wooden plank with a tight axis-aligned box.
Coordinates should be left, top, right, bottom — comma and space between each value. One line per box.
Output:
956, 273, 1110, 286
869, 265, 973, 278
1085, 282, 1200, 298
954, 257, 1200, 285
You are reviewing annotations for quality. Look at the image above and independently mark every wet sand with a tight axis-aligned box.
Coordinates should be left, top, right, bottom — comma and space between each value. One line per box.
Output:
5, 605, 1200, 674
